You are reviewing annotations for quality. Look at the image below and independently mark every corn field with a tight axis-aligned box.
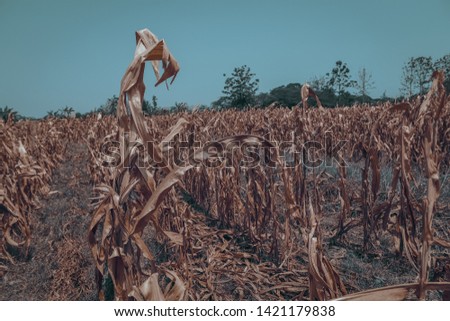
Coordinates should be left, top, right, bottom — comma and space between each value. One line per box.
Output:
1, 29, 450, 301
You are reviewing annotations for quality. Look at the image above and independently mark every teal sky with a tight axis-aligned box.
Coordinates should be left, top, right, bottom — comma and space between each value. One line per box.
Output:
1, 0, 449, 118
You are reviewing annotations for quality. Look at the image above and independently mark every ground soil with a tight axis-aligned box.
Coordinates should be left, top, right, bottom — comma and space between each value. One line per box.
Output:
0, 143, 96, 300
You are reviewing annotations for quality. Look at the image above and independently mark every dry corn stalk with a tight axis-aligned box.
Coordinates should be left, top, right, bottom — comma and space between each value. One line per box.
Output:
301, 83, 323, 109
307, 193, 347, 300
1, 118, 68, 273
89, 28, 185, 300
417, 71, 446, 300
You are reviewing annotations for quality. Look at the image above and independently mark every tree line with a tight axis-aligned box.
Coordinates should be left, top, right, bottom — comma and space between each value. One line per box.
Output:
2, 54, 449, 121
212, 54, 450, 109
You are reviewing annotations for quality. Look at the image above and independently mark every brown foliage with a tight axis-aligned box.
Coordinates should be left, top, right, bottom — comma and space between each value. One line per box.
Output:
86, 30, 450, 300
2, 30, 449, 301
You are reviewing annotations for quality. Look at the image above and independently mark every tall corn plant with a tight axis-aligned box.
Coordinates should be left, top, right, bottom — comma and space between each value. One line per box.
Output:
1, 119, 68, 276
88, 29, 186, 300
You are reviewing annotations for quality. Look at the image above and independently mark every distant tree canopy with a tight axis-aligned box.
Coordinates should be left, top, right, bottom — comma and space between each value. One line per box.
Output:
99, 95, 119, 115
255, 83, 302, 107
170, 102, 189, 113
45, 106, 76, 119
0, 106, 18, 122
255, 82, 354, 108
400, 56, 433, 97
213, 65, 259, 109
326, 61, 357, 96
399, 54, 450, 98
254, 61, 366, 108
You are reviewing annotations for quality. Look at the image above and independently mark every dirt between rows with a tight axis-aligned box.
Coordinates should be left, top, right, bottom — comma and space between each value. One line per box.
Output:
0, 143, 96, 300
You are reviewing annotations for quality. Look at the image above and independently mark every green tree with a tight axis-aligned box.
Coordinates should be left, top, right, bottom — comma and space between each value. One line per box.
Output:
141, 95, 160, 115
314, 87, 337, 107
414, 56, 433, 94
309, 75, 328, 92
172, 102, 189, 113
0, 106, 17, 122
46, 110, 57, 118
100, 95, 119, 115
163, 102, 189, 114
142, 99, 152, 115
62, 106, 75, 117
254, 92, 274, 107
221, 65, 259, 108
47, 109, 64, 118
211, 96, 229, 110
326, 60, 357, 98
151, 95, 158, 109
400, 60, 415, 98
308, 76, 337, 107
401, 56, 433, 97
269, 83, 301, 106
255, 83, 301, 107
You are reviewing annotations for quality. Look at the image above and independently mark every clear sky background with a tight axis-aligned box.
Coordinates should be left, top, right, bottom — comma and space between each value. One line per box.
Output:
1, 0, 449, 118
